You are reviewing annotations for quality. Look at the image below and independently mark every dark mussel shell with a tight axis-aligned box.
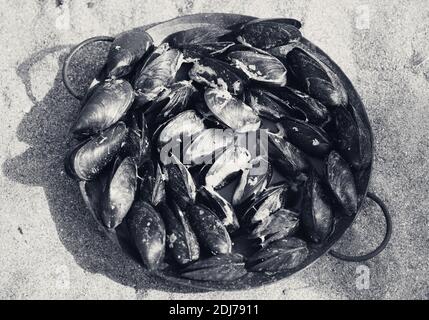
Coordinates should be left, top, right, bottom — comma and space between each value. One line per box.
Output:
122, 111, 151, 167
246, 88, 290, 120
180, 253, 247, 282
198, 186, 240, 233
205, 145, 251, 190
189, 57, 246, 95
239, 18, 302, 30
101, 157, 137, 229
104, 29, 153, 79
236, 20, 302, 50
127, 200, 166, 270
181, 42, 236, 60
333, 106, 371, 169
247, 237, 308, 273
269, 86, 331, 125
204, 88, 261, 133
187, 204, 232, 255
158, 202, 200, 265
164, 154, 197, 210
326, 151, 358, 216
163, 26, 232, 48
71, 79, 134, 137
283, 119, 332, 157
268, 129, 309, 176
65, 122, 128, 181
301, 172, 333, 243
227, 51, 287, 86
286, 47, 348, 107
138, 160, 166, 207
249, 208, 300, 248
232, 156, 273, 206
134, 49, 183, 105
157, 110, 205, 152
183, 128, 235, 166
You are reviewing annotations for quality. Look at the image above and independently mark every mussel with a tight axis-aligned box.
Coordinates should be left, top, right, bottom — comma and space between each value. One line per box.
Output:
181, 42, 236, 60
163, 26, 232, 48
127, 200, 166, 270
138, 160, 166, 207
71, 79, 134, 136
122, 111, 151, 167
228, 51, 287, 86
101, 157, 137, 229
187, 204, 232, 255
204, 88, 261, 133
326, 151, 358, 216
246, 88, 290, 120
205, 145, 251, 190
65, 121, 128, 181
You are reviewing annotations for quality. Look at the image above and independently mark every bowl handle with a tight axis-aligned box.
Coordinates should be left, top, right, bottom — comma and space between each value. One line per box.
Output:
62, 36, 114, 100
329, 192, 392, 262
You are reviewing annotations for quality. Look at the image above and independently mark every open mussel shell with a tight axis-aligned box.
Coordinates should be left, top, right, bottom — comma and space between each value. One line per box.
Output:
189, 57, 246, 95
65, 121, 128, 181
183, 128, 235, 166
205, 145, 251, 190
138, 160, 166, 207
187, 204, 232, 255
227, 51, 287, 86
232, 156, 273, 206
71, 79, 134, 137
326, 151, 358, 216
283, 119, 332, 157
127, 200, 166, 271
249, 208, 300, 248
247, 237, 308, 273
163, 26, 232, 48
101, 156, 137, 229
286, 47, 348, 107
164, 154, 197, 210
198, 186, 240, 233
158, 202, 200, 265
134, 49, 183, 105
122, 111, 151, 167
104, 29, 154, 79
157, 110, 206, 152
180, 253, 247, 282
181, 41, 236, 60
204, 88, 261, 133
301, 172, 333, 243
236, 20, 302, 50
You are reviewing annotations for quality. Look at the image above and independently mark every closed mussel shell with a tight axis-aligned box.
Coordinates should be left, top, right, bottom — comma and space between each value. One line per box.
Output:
246, 88, 289, 120
127, 200, 166, 270
301, 172, 333, 243
182, 42, 236, 60
326, 151, 358, 216
101, 156, 137, 229
158, 202, 200, 265
138, 160, 166, 207
122, 111, 151, 167
180, 253, 247, 282
65, 121, 128, 181
71, 79, 134, 137
187, 204, 232, 255
163, 26, 232, 48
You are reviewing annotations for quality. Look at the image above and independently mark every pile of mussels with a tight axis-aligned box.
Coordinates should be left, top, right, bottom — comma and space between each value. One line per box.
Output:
65, 18, 371, 282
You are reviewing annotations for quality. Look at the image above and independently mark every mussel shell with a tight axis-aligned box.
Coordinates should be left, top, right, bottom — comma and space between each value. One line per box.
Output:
326, 151, 358, 216
227, 51, 287, 86
286, 47, 348, 107
65, 122, 128, 181
71, 80, 134, 136
127, 200, 166, 270
198, 186, 240, 233
204, 88, 261, 133
240, 18, 302, 30
134, 49, 183, 105
138, 160, 166, 207
301, 173, 333, 243
101, 157, 137, 229
187, 204, 232, 255
181, 42, 236, 60
189, 57, 246, 95
105, 29, 153, 79
246, 88, 289, 120
158, 202, 200, 265
122, 111, 151, 167
247, 237, 308, 273
183, 128, 235, 166
164, 154, 197, 210
237, 21, 302, 50
163, 26, 232, 48
283, 119, 332, 157
205, 145, 251, 190
180, 253, 247, 281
